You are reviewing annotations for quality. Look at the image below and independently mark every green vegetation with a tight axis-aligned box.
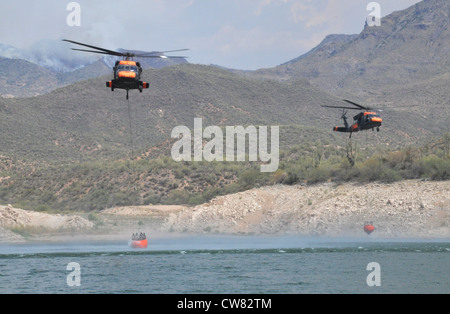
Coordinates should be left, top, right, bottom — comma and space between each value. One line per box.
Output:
0, 134, 447, 212
276, 133, 450, 185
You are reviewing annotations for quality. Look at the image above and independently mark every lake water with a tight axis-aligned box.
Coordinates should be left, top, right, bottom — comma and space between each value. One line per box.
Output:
0, 235, 448, 294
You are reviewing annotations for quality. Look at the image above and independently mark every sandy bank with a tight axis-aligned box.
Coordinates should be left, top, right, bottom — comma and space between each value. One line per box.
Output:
162, 180, 449, 238
0, 180, 448, 243
0, 205, 93, 231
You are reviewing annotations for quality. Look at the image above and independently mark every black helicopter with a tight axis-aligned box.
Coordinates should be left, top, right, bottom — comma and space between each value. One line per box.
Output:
63, 39, 188, 100
322, 100, 383, 137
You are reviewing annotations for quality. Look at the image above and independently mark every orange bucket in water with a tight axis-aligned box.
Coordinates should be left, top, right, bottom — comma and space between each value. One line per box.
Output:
130, 232, 148, 248
130, 238, 148, 249
364, 223, 375, 235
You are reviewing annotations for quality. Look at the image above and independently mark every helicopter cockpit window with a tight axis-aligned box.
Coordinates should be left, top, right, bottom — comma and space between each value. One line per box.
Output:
117, 65, 125, 71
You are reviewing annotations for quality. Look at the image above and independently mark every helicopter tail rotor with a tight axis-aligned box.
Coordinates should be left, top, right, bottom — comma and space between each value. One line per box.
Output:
341, 109, 349, 129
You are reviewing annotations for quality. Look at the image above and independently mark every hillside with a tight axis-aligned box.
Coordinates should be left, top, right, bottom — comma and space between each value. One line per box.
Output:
0, 64, 339, 161
249, 0, 450, 127
0, 63, 441, 163
0, 131, 448, 213
0, 57, 59, 98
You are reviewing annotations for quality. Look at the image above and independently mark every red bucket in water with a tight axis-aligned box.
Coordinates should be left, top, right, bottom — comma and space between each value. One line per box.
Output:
130, 238, 148, 249
364, 224, 375, 235
130, 232, 148, 248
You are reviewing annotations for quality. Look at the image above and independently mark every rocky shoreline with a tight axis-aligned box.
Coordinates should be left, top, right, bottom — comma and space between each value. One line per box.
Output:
162, 180, 449, 237
0, 180, 449, 243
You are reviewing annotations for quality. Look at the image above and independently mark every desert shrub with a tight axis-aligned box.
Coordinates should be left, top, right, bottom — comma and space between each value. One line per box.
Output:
35, 204, 51, 212
277, 169, 298, 185
307, 165, 332, 184
333, 158, 358, 182
415, 155, 450, 180
164, 189, 190, 204
143, 192, 161, 205
107, 191, 133, 207
238, 169, 268, 189
378, 167, 402, 183
354, 157, 383, 182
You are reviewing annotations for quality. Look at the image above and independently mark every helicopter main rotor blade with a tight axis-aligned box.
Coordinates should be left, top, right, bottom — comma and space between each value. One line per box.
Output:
135, 49, 189, 56
70, 48, 123, 56
321, 105, 365, 110
63, 39, 124, 57
64, 39, 189, 59
157, 49, 190, 54
344, 100, 385, 112
342, 99, 370, 110
137, 55, 189, 59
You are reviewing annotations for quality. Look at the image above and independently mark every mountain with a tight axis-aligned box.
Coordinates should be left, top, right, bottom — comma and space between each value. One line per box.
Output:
0, 56, 111, 97
250, 0, 450, 127
0, 57, 58, 97
256, 0, 450, 89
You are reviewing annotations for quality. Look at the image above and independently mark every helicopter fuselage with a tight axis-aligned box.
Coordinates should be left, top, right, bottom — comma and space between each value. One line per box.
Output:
106, 60, 149, 96
334, 111, 382, 133
63, 39, 188, 100
322, 99, 383, 137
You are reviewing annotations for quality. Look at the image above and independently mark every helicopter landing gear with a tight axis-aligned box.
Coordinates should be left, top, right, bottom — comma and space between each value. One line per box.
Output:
107, 81, 114, 91
126, 89, 129, 100
377, 127, 380, 132
139, 86, 143, 93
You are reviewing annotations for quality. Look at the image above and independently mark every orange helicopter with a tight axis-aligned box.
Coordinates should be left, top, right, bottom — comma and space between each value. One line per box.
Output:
322, 100, 383, 138
63, 39, 188, 100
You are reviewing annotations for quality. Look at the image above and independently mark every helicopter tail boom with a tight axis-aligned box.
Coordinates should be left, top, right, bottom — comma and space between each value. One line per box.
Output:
333, 126, 353, 133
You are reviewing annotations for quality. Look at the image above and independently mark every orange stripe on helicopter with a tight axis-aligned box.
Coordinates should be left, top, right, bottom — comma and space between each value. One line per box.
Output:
371, 117, 382, 123
118, 71, 137, 78
119, 60, 137, 66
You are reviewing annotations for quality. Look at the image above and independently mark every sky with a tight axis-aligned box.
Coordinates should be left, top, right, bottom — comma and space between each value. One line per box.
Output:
0, 0, 422, 70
